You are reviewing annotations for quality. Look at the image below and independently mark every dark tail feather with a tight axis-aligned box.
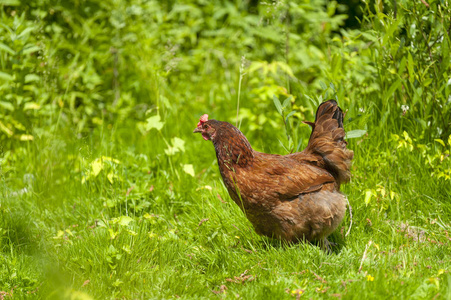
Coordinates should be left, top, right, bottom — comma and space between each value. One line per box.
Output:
304, 100, 354, 184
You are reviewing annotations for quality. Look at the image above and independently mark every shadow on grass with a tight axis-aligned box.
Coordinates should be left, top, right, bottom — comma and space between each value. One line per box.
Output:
0, 209, 41, 256
256, 232, 346, 255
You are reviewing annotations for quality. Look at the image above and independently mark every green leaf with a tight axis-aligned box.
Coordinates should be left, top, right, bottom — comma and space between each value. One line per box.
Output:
385, 79, 402, 101
108, 228, 118, 239
0, 101, 14, 111
398, 57, 407, 75
127, 230, 137, 236
107, 172, 114, 184
441, 33, 449, 72
382, 17, 401, 46
146, 115, 164, 131
434, 139, 445, 147
276, 62, 295, 78
172, 137, 185, 152
101, 156, 121, 164
122, 245, 132, 254
112, 279, 123, 287
0, 120, 13, 136
282, 96, 292, 109
285, 111, 295, 121
273, 95, 283, 115
91, 159, 103, 177
364, 190, 373, 205
183, 164, 195, 177
0, 71, 13, 81
12, 119, 25, 130
319, 81, 327, 90
165, 137, 185, 155
346, 130, 367, 139
25, 74, 40, 83
0, 43, 15, 55
17, 28, 35, 39
24, 102, 41, 110
407, 52, 414, 83
19, 134, 33, 141
0, 0, 20, 5
115, 216, 133, 226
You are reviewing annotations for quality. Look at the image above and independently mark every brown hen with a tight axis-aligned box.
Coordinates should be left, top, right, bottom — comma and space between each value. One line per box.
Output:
193, 100, 354, 250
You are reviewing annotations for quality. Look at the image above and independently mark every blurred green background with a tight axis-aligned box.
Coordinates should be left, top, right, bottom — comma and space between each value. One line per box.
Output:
1, 0, 450, 141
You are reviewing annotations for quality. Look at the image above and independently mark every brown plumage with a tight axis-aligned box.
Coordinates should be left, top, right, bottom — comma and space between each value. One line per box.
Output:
193, 100, 354, 249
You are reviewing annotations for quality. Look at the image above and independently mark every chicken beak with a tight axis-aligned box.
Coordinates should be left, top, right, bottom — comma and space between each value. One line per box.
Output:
193, 127, 202, 133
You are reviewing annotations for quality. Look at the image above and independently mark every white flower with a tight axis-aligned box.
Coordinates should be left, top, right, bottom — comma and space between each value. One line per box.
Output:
240, 56, 246, 72
401, 105, 409, 114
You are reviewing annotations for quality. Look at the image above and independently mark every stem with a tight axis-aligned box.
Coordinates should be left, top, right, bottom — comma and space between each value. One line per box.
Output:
345, 196, 353, 237
236, 74, 242, 129
111, 47, 120, 107
285, 6, 291, 94
237, 56, 246, 129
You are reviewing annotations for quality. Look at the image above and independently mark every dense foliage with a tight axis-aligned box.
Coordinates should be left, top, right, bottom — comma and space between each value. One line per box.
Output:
1, 0, 450, 141
1, 0, 450, 298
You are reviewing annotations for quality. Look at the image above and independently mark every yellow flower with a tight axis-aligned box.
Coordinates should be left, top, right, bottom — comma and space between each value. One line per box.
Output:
366, 275, 374, 281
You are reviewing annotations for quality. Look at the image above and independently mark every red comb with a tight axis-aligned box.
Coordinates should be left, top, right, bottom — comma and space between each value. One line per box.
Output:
197, 114, 208, 127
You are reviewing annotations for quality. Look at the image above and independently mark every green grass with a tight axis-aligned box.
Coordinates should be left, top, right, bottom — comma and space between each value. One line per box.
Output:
1, 115, 450, 299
